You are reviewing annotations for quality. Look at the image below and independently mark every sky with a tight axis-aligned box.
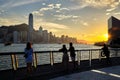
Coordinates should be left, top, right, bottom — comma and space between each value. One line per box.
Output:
0, 0, 120, 43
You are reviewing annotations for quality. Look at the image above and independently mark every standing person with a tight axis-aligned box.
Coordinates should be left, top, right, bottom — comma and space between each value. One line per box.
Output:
59, 45, 69, 71
69, 42, 76, 69
24, 42, 33, 73
102, 44, 110, 64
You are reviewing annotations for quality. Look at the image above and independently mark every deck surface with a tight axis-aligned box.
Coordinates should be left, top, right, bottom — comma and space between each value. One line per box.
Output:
0, 57, 120, 80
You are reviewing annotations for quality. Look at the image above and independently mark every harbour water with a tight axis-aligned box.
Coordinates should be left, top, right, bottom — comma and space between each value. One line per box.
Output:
0, 44, 102, 70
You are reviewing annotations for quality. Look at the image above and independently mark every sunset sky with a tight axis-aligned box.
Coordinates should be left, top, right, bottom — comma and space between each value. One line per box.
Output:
0, 0, 120, 43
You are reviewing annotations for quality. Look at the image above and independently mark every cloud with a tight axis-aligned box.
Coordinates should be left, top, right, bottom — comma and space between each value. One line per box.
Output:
39, 3, 62, 12
73, 0, 120, 10
42, 22, 69, 29
106, 13, 111, 15
0, 9, 4, 14
1, 0, 44, 9
60, 8, 69, 11
32, 11, 44, 16
80, 20, 89, 26
39, 7, 53, 12
106, 12, 120, 16
34, 20, 70, 33
54, 14, 79, 20
0, 17, 25, 26
83, 22, 88, 26
11, 0, 42, 7
114, 12, 120, 15
106, 7, 116, 12
32, 3, 69, 17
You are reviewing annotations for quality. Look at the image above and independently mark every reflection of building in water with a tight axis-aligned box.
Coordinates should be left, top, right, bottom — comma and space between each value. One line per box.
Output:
108, 16, 120, 45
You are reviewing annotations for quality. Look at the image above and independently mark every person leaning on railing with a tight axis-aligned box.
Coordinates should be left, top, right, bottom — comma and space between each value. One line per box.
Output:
101, 44, 110, 64
59, 45, 69, 71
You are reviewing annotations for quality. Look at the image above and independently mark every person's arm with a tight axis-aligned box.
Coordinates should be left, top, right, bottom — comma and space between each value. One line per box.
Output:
59, 48, 63, 52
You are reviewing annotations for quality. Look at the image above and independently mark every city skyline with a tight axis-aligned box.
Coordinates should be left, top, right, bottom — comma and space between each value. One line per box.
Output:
0, 0, 120, 43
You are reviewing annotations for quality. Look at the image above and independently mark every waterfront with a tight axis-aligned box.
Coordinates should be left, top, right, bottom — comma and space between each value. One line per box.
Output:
0, 44, 102, 70
2, 43, 119, 71
0, 44, 120, 80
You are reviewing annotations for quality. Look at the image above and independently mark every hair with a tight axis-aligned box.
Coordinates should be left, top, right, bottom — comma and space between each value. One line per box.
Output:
26, 42, 32, 50
63, 45, 66, 48
69, 42, 73, 46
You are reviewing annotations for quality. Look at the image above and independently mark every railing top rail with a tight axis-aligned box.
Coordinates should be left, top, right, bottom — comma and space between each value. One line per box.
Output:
0, 48, 120, 55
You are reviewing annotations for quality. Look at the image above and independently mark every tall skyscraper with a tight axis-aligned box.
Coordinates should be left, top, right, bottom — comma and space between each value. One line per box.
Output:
108, 16, 120, 45
29, 13, 33, 30
28, 13, 33, 42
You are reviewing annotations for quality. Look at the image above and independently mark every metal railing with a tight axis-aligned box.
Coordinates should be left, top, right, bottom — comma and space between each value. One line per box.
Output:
0, 48, 120, 70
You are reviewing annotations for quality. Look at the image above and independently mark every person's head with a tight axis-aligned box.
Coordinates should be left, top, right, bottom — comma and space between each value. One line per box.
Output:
103, 44, 107, 47
26, 42, 32, 50
69, 42, 73, 46
63, 45, 66, 48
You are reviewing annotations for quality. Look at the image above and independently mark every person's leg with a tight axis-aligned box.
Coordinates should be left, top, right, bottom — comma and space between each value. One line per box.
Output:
27, 63, 32, 73
106, 54, 110, 64
73, 57, 76, 68
71, 57, 76, 69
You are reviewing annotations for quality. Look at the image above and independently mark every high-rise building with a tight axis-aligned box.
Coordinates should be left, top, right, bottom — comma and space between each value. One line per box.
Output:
28, 13, 33, 42
108, 16, 120, 45
39, 26, 43, 36
13, 31, 19, 43
43, 30, 48, 43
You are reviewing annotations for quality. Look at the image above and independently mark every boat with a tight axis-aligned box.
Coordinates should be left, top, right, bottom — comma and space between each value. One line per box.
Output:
4, 42, 12, 46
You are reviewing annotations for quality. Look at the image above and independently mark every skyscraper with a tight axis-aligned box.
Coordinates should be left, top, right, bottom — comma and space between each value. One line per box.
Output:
28, 13, 33, 42
108, 16, 120, 45
29, 13, 33, 30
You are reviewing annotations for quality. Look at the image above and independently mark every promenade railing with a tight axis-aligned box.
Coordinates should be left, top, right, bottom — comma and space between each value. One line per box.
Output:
0, 48, 120, 71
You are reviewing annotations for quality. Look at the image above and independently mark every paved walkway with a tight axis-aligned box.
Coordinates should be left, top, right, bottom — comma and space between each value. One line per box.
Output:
51, 65, 120, 80
0, 57, 120, 80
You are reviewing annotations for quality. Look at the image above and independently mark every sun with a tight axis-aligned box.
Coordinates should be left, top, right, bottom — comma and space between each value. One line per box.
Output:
103, 33, 108, 41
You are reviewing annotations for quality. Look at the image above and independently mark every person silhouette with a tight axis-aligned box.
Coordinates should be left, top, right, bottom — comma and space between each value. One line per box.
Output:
69, 42, 76, 69
24, 42, 33, 74
101, 44, 110, 64
59, 45, 69, 71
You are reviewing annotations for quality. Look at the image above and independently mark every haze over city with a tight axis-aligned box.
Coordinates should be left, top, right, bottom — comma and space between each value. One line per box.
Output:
0, 0, 120, 43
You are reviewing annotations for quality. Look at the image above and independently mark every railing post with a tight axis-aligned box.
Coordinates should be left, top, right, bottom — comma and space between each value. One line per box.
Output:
33, 53, 37, 68
115, 48, 118, 57
77, 51, 80, 65
35, 53, 38, 67
89, 50, 91, 67
99, 50, 101, 61
80, 51, 81, 65
50, 51, 54, 66
10, 54, 17, 70
52, 52, 54, 65
14, 54, 18, 69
